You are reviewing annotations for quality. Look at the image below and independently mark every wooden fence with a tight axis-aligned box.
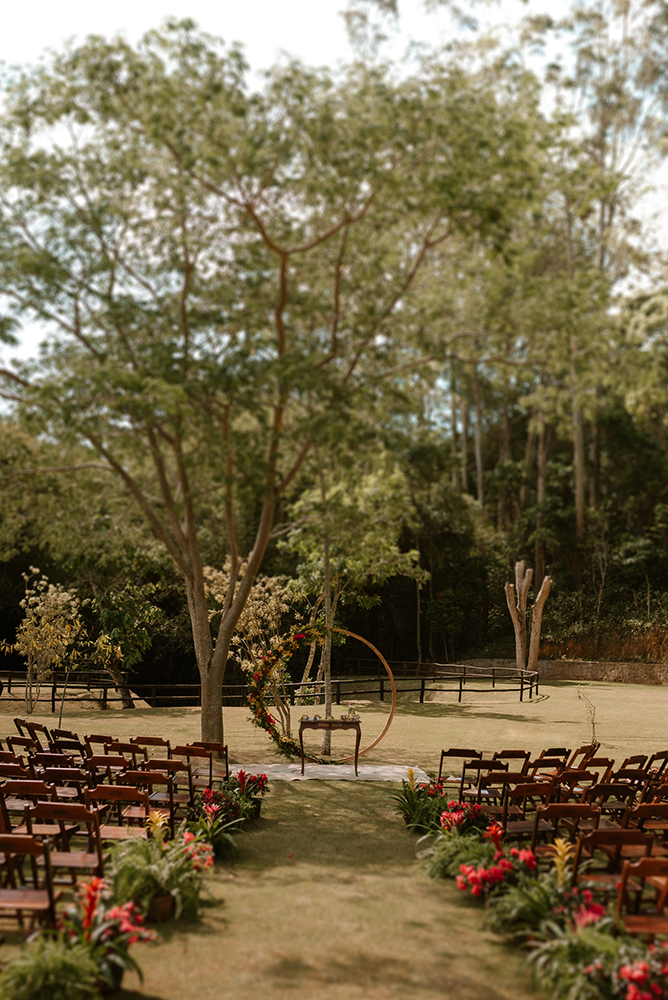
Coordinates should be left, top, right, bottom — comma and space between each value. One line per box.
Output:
0, 661, 539, 712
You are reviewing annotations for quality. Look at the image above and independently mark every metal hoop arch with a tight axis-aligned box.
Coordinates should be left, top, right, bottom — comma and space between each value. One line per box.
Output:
331, 628, 397, 763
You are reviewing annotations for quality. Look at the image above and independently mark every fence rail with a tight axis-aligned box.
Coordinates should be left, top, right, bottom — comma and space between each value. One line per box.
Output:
0, 661, 538, 712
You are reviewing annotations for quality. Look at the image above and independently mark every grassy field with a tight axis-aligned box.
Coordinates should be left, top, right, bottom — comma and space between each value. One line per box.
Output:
0, 678, 664, 998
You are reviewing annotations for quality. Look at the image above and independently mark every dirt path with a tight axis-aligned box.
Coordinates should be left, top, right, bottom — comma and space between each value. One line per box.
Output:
120, 782, 536, 1000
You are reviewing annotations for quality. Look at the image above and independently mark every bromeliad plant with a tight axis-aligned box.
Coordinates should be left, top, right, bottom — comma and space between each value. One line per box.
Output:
187, 771, 270, 851
391, 768, 487, 833
55, 876, 156, 990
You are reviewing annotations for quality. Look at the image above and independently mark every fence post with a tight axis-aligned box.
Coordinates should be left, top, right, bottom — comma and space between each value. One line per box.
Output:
492, 667, 496, 689
420, 678, 425, 704
458, 676, 463, 703
102, 685, 108, 710
51, 679, 57, 714
7, 671, 11, 694
290, 683, 296, 707
151, 685, 156, 708
335, 681, 341, 705
379, 677, 384, 702
520, 674, 524, 702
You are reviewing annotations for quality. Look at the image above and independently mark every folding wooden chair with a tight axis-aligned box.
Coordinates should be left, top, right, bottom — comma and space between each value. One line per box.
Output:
526, 757, 567, 780
584, 757, 615, 783
531, 803, 601, 855
572, 828, 654, 892
104, 741, 148, 768
142, 759, 193, 816
12, 718, 31, 739
39, 767, 91, 803
459, 759, 508, 802
131, 735, 172, 758
0, 762, 34, 782
31, 752, 76, 770
582, 782, 639, 826
502, 781, 556, 838
621, 801, 668, 844
119, 771, 174, 836
616, 858, 668, 937
492, 749, 531, 774
621, 754, 649, 771
436, 748, 481, 786
647, 750, 668, 782
50, 728, 79, 741
566, 743, 600, 770
0, 834, 60, 929
538, 747, 570, 760
85, 755, 129, 785
554, 769, 598, 801
189, 742, 229, 780
25, 721, 51, 749
48, 737, 87, 762
6, 736, 39, 756
23, 802, 107, 883
84, 785, 149, 841
84, 734, 117, 757
172, 745, 214, 790
476, 771, 530, 816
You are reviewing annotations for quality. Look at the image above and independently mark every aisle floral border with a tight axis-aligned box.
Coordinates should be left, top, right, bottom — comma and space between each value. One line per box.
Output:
246, 625, 325, 760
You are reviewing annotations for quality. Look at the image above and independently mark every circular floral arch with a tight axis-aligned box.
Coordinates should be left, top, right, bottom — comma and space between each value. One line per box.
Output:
245, 626, 397, 763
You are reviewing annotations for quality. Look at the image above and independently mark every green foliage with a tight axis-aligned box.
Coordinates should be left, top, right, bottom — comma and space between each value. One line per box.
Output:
525, 920, 620, 1000
418, 830, 496, 880
106, 829, 211, 921
0, 940, 101, 1000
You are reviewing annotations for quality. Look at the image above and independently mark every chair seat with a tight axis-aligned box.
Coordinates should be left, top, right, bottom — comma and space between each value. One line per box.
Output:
622, 915, 668, 935
0, 888, 62, 911
98, 825, 147, 841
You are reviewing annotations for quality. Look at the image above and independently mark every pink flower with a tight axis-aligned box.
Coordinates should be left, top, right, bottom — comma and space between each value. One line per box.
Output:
572, 903, 606, 929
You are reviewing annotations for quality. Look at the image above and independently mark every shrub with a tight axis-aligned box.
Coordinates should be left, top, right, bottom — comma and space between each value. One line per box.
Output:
0, 940, 100, 1000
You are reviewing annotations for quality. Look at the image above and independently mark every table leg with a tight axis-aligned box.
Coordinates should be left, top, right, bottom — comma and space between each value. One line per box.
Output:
300, 728, 305, 776
354, 725, 361, 777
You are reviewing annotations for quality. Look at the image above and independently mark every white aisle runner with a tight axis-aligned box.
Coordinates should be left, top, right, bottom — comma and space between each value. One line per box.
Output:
230, 763, 430, 782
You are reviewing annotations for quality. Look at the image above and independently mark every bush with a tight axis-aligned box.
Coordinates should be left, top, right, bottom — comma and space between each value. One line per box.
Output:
0, 940, 101, 1000
418, 830, 496, 880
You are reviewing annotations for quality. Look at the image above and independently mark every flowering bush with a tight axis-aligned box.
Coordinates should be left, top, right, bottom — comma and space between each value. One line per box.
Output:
456, 844, 537, 899
391, 770, 488, 833
440, 801, 488, 835
54, 876, 156, 989
581, 941, 668, 1000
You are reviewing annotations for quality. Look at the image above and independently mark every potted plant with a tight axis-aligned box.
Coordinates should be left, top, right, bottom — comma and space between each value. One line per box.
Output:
0, 939, 100, 1000
187, 799, 244, 859
107, 815, 213, 922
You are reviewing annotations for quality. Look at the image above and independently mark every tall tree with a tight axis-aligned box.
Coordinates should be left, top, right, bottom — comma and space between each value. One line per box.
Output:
0, 22, 540, 741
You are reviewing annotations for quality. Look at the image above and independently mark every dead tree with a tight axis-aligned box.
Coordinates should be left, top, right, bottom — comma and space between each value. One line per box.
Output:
504, 561, 552, 673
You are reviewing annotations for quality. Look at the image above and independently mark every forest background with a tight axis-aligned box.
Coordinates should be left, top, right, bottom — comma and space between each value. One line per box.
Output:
2, 0, 668, 732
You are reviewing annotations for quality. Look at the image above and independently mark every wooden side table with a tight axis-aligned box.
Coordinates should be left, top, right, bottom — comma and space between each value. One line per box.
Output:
298, 719, 362, 776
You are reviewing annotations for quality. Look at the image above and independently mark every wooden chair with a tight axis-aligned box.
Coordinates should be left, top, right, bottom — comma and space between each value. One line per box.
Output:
0, 763, 34, 782
0, 834, 60, 929
25, 721, 51, 749
0, 780, 57, 820
647, 750, 668, 782
538, 747, 570, 759
50, 728, 79, 741
142, 759, 193, 816
31, 752, 76, 770
84, 785, 149, 841
531, 803, 601, 855
23, 802, 106, 883
502, 781, 556, 838
566, 744, 600, 770
476, 771, 530, 816
572, 828, 654, 892
554, 769, 598, 801
104, 741, 148, 768
436, 748, 481, 786
119, 771, 174, 835
85, 755, 128, 785
492, 749, 531, 774
48, 737, 87, 761
189, 742, 229, 780
582, 782, 639, 826
39, 767, 91, 803
526, 757, 567, 780
584, 757, 615, 783
172, 745, 215, 790
84, 734, 117, 757
620, 801, 668, 844
616, 858, 668, 937
6, 736, 39, 756
620, 754, 649, 771
12, 718, 31, 739
131, 735, 172, 758
459, 759, 508, 802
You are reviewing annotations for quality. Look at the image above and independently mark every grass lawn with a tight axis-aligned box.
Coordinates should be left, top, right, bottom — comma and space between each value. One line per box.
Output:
0, 678, 664, 998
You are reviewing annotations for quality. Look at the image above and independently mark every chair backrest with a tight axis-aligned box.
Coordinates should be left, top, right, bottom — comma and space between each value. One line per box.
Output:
583, 782, 639, 809
492, 749, 531, 769
84, 784, 150, 826
555, 769, 598, 797
105, 742, 147, 765
585, 757, 615, 782
620, 754, 648, 770
647, 750, 668, 780
573, 828, 653, 884
611, 768, 648, 786
84, 734, 117, 757
567, 743, 600, 769
49, 738, 86, 757
0, 779, 56, 802
617, 858, 668, 917
459, 759, 508, 798
539, 747, 570, 759
621, 801, 668, 829
12, 718, 31, 738
40, 768, 90, 797
0, 833, 57, 914
32, 753, 76, 769
85, 755, 128, 785
502, 781, 555, 828
0, 763, 32, 781
50, 728, 79, 741
526, 757, 566, 777
6, 736, 38, 755
437, 748, 480, 783
531, 802, 600, 850
131, 735, 171, 756
0, 752, 24, 766
24, 800, 102, 858
25, 721, 51, 748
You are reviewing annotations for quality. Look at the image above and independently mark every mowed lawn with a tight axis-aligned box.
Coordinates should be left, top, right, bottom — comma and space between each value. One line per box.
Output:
0, 678, 664, 998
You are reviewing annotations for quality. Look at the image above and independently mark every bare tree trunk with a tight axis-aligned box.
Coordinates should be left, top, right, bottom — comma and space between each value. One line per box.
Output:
504, 561, 533, 671
535, 417, 548, 584
450, 360, 459, 486
103, 660, 135, 709
416, 579, 422, 666
473, 369, 484, 507
573, 401, 586, 589
589, 409, 600, 510
296, 595, 324, 704
460, 397, 469, 492
520, 421, 535, 509
320, 473, 333, 755
527, 575, 553, 673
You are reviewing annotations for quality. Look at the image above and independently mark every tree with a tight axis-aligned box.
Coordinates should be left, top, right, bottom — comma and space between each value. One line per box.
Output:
0, 21, 540, 741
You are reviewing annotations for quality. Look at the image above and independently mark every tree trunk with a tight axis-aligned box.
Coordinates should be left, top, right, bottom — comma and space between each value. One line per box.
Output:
504, 561, 533, 671
589, 412, 600, 510
527, 575, 553, 673
450, 359, 459, 487
520, 421, 535, 510
535, 417, 548, 584
103, 660, 135, 709
416, 578, 422, 666
573, 402, 586, 589
320, 474, 333, 755
472, 370, 484, 507
460, 397, 469, 492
